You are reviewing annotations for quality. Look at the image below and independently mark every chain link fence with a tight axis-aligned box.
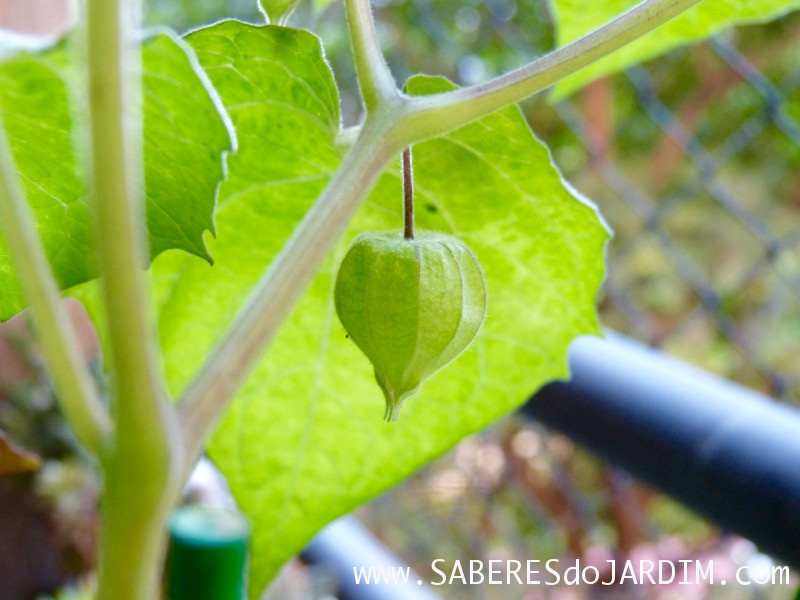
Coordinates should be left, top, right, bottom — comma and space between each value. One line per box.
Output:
546, 28, 800, 404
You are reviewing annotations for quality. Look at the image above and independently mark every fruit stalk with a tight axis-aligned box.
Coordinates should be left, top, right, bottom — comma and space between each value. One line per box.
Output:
403, 147, 414, 240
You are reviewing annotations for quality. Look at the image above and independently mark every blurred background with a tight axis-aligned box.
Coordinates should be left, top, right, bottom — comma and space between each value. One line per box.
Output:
1, 0, 799, 598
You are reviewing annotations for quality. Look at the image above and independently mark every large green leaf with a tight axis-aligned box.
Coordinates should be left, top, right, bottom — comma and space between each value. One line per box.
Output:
0, 32, 231, 320
551, 0, 800, 98
154, 21, 607, 596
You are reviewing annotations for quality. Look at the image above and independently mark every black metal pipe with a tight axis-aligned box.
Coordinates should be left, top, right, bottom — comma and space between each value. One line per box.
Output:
524, 333, 800, 569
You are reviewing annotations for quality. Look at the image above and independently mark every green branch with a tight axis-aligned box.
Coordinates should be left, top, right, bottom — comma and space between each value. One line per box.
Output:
0, 120, 111, 458
178, 117, 397, 469
345, 0, 399, 112
177, 0, 702, 475
86, 0, 181, 598
399, 0, 705, 141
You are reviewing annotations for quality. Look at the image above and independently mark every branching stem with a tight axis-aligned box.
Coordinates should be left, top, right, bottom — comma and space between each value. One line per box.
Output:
399, 0, 705, 142
177, 0, 704, 468
0, 0, 708, 598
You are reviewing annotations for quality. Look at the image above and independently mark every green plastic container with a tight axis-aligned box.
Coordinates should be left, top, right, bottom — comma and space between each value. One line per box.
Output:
167, 506, 250, 600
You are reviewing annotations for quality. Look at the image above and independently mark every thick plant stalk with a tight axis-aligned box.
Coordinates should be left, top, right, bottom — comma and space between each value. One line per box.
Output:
85, 0, 182, 598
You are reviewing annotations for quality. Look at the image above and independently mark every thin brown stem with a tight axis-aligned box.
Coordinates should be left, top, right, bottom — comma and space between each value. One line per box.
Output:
402, 147, 414, 240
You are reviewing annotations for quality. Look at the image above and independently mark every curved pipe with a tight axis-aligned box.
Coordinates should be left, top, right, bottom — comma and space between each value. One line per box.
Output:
302, 516, 441, 600
524, 334, 800, 569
